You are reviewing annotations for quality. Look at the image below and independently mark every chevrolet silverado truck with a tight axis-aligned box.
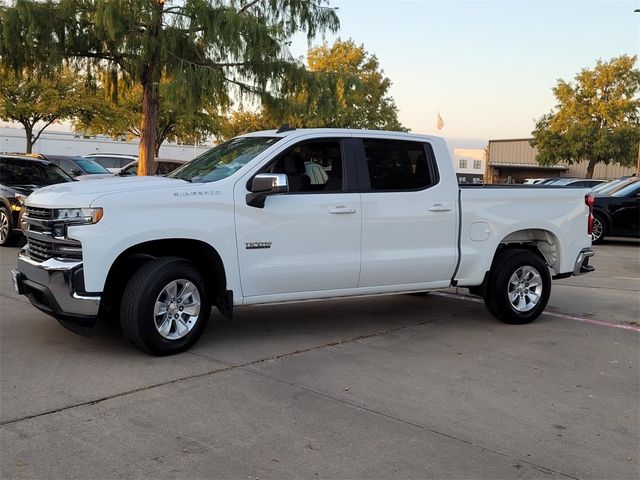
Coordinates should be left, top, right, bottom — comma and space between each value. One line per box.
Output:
12, 128, 595, 355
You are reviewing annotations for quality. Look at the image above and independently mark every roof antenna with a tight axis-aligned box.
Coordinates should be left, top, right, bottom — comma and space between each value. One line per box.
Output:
276, 123, 295, 134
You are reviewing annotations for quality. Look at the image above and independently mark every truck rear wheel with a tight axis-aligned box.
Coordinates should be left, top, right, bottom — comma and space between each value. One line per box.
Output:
483, 249, 550, 325
120, 257, 211, 355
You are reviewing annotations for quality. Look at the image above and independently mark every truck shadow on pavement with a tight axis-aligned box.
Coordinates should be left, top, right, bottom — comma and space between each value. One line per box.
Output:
92, 293, 498, 358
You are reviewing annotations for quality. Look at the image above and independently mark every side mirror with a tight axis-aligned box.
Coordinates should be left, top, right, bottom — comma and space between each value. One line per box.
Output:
70, 168, 83, 177
246, 173, 288, 208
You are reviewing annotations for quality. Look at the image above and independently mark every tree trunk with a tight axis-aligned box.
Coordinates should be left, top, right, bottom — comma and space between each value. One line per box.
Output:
137, 0, 163, 176
138, 71, 159, 176
24, 124, 33, 153
585, 157, 597, 179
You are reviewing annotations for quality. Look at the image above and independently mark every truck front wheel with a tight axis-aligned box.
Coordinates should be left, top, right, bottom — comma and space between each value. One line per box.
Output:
483, 249, 551, 325
120, 257, 211, 355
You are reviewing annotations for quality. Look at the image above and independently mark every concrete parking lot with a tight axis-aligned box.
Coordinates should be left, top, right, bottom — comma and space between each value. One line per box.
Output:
1, 240, 638, 479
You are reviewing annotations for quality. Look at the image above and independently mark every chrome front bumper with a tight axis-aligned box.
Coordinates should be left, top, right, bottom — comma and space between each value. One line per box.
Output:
14, 249, 101, 319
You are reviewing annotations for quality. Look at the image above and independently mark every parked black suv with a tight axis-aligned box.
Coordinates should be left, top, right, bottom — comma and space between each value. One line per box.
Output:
592, 178, 640, 243
0, 155, 74, 246
34, 154, 112, 178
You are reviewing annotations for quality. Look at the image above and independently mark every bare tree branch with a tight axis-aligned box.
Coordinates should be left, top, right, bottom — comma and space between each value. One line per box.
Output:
33, 117, 58, 145
168, 51, 250, 69
238, 0, 261, 14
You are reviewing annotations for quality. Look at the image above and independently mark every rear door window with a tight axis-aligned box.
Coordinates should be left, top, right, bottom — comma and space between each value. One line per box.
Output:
361, 139, 437, 191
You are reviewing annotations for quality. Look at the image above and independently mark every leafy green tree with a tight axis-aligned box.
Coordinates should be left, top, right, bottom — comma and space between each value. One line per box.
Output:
0, 0, 339, 174
0, 66, 95, 152
75, 78, 220, 157
532, 55, 640, 178
217, 108, 273, 141
267, 39, 406, 131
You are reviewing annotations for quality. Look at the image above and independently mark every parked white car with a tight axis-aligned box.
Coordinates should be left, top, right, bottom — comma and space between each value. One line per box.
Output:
118, 159, 187, 176
13, 128, 595, 355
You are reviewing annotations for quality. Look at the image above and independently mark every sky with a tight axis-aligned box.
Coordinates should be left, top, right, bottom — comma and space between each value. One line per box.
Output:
289, 0, 640, 146
1, 0, 638, 150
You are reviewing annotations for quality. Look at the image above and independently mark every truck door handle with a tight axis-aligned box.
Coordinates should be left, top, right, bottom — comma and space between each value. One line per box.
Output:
428, 203, 452, 212
329, 206, 357, 214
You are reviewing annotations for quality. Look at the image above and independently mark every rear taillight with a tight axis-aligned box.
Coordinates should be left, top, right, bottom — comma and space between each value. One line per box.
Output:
585, 194, 594, 235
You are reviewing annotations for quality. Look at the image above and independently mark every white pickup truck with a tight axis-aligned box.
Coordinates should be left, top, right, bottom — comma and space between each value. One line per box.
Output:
12, 128, 595, 355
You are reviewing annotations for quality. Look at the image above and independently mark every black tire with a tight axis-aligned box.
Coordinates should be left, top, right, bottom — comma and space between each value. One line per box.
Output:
0, 206, 19, 247
591, 213, 607, 244
120, 257, 211, 355
483, 249, 551, 325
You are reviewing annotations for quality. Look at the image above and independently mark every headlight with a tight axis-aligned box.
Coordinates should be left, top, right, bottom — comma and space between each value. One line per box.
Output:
54, 208, 103, 224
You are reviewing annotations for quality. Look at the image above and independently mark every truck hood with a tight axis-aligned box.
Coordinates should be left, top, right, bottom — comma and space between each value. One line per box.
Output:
25, 176, 189, 208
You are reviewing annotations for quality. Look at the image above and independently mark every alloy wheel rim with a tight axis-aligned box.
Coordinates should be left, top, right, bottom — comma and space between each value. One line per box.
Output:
591, 218, 603, 242
153, 279, 201, 340
507, 266, 543, 313
0, 211, 8, 242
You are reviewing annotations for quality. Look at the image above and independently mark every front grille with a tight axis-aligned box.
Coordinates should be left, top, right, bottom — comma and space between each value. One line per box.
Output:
23, 207, 83, 262
27, 238, 54, 262
26, 237, 82, 262
24, 206, 53, 220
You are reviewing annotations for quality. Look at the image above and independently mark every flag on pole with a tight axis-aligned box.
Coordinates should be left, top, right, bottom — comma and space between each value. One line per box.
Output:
437, 112, 444, 131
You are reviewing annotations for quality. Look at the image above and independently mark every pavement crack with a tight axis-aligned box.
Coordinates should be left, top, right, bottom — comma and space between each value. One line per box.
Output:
0, 318, 436, 428
0, 292, 29, 304
192, 318, 436, 368
0, 363, 235, 428
240, 367, 582, 480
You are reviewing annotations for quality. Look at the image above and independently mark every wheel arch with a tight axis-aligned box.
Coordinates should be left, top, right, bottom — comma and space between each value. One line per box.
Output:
102, 239, 227, 314
592, 207, 611, 227
465, 228, 560, 296
0, 197, 11, 211
495, 228, 561, 273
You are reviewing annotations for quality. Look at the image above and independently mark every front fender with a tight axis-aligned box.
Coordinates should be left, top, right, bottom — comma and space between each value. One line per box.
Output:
68, 190, 239, 293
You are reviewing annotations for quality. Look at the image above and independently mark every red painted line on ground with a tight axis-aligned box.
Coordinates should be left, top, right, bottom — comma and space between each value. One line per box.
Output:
540, 310, 640, 332
432, 291, 640, 332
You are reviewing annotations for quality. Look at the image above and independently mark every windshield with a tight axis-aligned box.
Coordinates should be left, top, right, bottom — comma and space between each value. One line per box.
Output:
169, 136, 281, 183
591, 179, 626, 194
596, 178, 636, 196
120, 163, 139, 176
75, 158, 110, 174
611, 181, 640, 197
591, 180, 619, 193
0, 158, 73, 186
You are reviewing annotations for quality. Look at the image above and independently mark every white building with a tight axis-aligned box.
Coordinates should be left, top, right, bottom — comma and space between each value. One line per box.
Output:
0, 127, 211, 160
452, 148, 485, 184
